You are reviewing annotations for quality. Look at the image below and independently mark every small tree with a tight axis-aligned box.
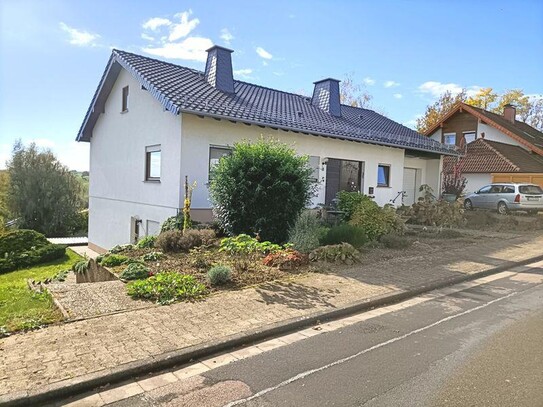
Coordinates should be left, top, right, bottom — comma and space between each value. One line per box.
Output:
442, 161, 467, 198
7, 141, 84, 236
209, 138, 315, 243
182, 176, 196, 231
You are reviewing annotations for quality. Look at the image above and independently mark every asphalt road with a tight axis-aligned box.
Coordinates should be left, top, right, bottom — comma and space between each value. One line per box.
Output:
74, 262, 543, 407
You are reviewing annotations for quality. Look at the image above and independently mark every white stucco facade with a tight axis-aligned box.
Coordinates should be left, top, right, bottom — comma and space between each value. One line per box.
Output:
89, 69, 182, 250
476, 122, 524, 148
87, 67, 445, 250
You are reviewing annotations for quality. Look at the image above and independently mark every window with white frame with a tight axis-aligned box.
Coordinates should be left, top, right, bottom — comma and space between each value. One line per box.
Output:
444, 133, 456, 145
145, 145, 161, 181
377, 164, 391, 187
209, 146, 232, 179
121, 86, 129, 112
308, 156, 320, 182
463, 131, 476, 144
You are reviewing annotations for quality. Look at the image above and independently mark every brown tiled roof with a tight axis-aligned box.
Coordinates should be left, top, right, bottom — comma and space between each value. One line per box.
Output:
443, 139, 543, 174
423, 103, 543, 155
467, 105, 543, 151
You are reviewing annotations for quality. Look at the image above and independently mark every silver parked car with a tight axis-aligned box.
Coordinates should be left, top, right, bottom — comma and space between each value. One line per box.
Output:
464, 183, 543, 215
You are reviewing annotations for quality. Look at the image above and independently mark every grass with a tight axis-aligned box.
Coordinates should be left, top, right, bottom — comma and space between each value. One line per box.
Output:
0, 249, 82, 333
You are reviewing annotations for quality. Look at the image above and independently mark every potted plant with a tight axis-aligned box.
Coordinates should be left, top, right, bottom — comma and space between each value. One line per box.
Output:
442, 160, 467, 202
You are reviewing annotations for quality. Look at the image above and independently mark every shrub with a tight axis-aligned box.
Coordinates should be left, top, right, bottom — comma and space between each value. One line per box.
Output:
136, 235, 156, 249
308, 243, 360, 264
349, 200, 404, 241
99, 254, 129, 267
0, 229, 66, 273
72, 259, 90, 274
219, 234, 282, 255
209, 139, 315, 243
109, 244, 134, 254
406, 197, 465, 227
127, 272, 207, 305
336, 191, 373, 221
160, 214, 184, 233
207, 264, 232, 286
380, 234, 411, 249
120, 263, 150, 281
156, 229, 216, 253
288, 212, 322, 253
320, 224, 368, 248
0, 229, 49, 254
262, 249, 309, 270
141, 251, 164, 262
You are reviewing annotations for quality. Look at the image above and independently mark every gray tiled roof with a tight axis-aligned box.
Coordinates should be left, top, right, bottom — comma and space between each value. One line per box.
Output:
77, 50, 458, 156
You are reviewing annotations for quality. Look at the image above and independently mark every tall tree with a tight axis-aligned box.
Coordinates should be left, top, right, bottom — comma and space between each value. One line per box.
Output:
7, 141, 84, 236
415, 90, 467, 134
0, 171, 10, 234
340, 73, 373, 108
417, 88, 543, 133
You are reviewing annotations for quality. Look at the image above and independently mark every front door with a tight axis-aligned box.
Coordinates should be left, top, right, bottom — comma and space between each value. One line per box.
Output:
325, 159, 364, 205
402, 168, 418, 206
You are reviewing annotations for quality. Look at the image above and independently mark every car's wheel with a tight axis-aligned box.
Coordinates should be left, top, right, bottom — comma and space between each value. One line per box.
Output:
464, 199, 473, 210
497, 201, 509, 215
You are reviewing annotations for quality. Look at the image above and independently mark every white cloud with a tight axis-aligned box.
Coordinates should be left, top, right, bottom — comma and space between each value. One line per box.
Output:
418, 81, 481, 98
59, 22, 100, 47
169, 10, 199, 41
142, 37, 213, 61
220, 28, 234, 45
384, 80, 400, 88
363, 77, 375, 86
233, 68, 253, 79
142, 17, 172, 31
393, 93, 403, 99
256, 47, 273, 59
141, 33, 155, 42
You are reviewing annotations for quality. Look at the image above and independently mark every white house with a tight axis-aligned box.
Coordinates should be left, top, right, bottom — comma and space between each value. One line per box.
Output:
425, 102, 543, 194
77, 46, 457, 252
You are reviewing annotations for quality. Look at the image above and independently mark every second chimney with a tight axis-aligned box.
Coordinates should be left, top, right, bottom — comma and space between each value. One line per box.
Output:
204, 45, 234, 93
503, 104, 516, 123
311, 78, 341, 117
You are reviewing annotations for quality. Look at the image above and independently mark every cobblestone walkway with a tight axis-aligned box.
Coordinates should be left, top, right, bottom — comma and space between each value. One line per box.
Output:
1, 235, 542, 398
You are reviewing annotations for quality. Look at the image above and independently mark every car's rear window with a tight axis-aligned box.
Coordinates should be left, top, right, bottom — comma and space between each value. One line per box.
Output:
519, 185, 543, 194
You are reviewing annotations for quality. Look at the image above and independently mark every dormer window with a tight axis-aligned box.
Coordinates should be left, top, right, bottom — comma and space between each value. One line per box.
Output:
121, 86, 129, 113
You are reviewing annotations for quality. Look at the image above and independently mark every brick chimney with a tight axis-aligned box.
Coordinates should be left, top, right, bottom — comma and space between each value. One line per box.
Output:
311, 78, 341, 117
204, 45, 234, 93
503, 104, 516, 123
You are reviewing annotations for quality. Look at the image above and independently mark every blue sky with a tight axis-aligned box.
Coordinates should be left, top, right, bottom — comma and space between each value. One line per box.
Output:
1, 0, 542, 171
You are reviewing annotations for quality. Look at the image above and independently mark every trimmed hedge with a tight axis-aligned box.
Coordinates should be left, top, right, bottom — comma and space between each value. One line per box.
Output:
0, 229, 66, 273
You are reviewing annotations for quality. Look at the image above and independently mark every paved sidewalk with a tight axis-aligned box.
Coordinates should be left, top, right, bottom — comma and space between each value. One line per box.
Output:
1, 234, 542, 401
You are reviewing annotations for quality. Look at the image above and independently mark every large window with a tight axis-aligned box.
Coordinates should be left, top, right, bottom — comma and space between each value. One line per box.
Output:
444, 132, 456, 145
145, 145, 161, 181
325, 158, 364, 205
209, 146, 232, 179
377, 164, 390, 187
309, 156, 320, 182
122, 86, 129, 113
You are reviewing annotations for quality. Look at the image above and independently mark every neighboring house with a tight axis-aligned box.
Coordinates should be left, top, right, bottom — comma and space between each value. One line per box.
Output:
425, 102, 543, 194
77, 46, 457, 252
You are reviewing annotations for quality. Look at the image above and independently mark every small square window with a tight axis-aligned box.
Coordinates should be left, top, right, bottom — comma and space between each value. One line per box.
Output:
122, 86, 129, 112
377, 164, 390, 187
145, 146, 161, 181
444, 133, 456, 145
209, 146, 232, 179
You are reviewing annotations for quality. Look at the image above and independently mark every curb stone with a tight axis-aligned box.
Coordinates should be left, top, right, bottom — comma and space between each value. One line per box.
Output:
3, 253, 543, 407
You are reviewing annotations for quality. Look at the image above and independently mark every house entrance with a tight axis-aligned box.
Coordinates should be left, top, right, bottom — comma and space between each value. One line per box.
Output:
325, 159, 364, 205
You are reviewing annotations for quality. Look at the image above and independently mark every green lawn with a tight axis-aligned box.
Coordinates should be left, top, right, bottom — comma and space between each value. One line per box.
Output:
0, 249, 82, 333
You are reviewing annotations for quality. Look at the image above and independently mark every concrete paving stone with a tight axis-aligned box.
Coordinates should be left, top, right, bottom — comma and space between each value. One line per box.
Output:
200, 352, 239, 369
98, 381, 144, 404
137, 372, 179, 392
172, 362, 210, 380
61, 393, 106, 407
230, 345, 265, 360
256, 338, 288, 352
